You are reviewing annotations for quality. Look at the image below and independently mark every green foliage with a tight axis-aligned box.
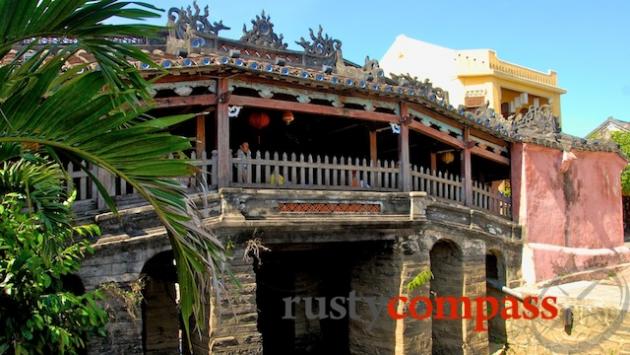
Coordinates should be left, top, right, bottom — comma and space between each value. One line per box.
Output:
611, 131, 630, 195
0, 0, 226, 343
0, 192, 107, 354
406, 269, 433, 293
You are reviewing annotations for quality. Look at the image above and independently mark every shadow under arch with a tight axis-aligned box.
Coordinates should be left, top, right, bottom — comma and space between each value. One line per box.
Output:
430, 239, 464, 355
486, 249, 507, 346
140, 250, 185, 355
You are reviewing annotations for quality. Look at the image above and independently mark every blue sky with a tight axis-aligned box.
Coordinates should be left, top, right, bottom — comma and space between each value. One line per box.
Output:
123, 0, 630, 137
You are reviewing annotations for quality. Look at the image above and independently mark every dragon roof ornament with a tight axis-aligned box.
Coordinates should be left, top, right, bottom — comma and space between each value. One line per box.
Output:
241, 11, 288, 50
461, 102, 559, 138
391, 73, 450, 106
459, 103, 618, 152
296, 25, 342, 58
511, 105, 560, 138
167, 1, 229, 39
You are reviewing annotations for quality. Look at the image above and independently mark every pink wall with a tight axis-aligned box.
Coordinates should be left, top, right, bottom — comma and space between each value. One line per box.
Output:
511, 143, 629, 282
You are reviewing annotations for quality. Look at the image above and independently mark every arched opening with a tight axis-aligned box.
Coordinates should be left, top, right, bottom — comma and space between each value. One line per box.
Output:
486, 251, 507, 347
430, 239, 464, 355
255, 241, 391, 355
141, 250, 185, 354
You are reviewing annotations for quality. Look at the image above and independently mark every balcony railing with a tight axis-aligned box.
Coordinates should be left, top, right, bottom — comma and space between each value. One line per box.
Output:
489, 56, 557, 87
65, 149, 511, 218
231, 151, 400, 191
65, 151, 218, 211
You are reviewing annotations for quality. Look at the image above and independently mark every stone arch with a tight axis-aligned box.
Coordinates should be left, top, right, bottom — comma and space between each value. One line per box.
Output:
486, 249, 507, 345
140, 250, 183, 355
486, 249, 507, 285
430, 239, 464, 355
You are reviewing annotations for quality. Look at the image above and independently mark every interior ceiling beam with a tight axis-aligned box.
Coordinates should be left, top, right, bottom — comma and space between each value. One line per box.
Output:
471, 146, 510, 165
409, 121, 465, 149
228, 95, 398, 123
154, 94, 217, 108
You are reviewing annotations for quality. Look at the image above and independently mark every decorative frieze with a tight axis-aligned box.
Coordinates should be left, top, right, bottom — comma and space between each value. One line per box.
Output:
278, 202, 382, 214
149, 79, 217, 97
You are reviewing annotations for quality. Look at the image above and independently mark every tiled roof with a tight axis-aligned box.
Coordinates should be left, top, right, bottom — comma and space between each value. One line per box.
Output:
1, 1, 622, 156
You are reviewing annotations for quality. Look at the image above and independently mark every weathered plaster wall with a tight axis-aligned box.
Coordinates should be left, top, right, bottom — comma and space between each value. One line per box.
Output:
512, 142, 630, 282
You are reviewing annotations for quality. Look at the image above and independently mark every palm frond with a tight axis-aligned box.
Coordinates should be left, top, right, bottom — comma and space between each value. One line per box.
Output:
0, 0, 226, 339
0, 0, 164, 100
0, 159, 70, 234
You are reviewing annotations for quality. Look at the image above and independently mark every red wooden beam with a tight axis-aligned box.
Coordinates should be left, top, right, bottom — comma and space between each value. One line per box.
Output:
408, 121, 465, 149
154, 94, 217, 108
195, 114, 206, 158
471, 146, 510, 165
229, 95, 398, 123
369, 130, 377, 163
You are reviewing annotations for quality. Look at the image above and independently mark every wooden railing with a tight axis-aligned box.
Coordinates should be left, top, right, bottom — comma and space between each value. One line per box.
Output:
411, 166, 464, 203
229, 150, 511, 218
231, 150, 400, 191
64, 151, 217, 210
472, 181, 512, 219
63, 149, 511, 219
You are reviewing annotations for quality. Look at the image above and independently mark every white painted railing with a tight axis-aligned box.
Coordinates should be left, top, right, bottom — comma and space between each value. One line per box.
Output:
64, 149, 511, 219
66, 161, 98, 210
64, 151, 217, 210
411, 166, 464, 203
186, 150, 218, 192
231, 150, 400, 191
472, 181, 512, 218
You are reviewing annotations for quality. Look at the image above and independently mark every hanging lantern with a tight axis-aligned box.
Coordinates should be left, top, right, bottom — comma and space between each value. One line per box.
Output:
441, 151, 455, 164
248, 112, 270, 130
282, 111, 295, 125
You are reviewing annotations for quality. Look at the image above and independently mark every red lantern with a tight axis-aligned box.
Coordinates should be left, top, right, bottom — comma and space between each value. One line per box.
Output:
282, 111, 295, 125
248, 112, 270, 130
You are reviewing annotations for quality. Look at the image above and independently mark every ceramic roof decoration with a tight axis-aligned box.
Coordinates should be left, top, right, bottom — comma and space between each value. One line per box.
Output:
167, 1, 229, 40
240, 11, 287, 50
2, 1, 620, 155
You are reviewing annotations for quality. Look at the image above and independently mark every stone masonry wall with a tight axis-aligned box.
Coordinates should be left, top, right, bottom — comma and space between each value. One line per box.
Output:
200, 246, 262, 355
349, 240, 400, 354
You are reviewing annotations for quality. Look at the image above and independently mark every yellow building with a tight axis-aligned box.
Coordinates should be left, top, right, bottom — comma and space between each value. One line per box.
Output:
381, 35, 566, 123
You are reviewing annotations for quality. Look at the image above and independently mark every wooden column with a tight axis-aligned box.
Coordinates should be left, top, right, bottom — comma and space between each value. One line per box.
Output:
462, 127, 473, 206
196, 113, 206, 158
216, 78, 231, 188
399, 103, 411, 192
369, 130, 378, 164
430, 152, 437, 172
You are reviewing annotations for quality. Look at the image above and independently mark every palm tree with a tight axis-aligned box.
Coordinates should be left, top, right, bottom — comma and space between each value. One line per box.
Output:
0, 0, 224, 339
